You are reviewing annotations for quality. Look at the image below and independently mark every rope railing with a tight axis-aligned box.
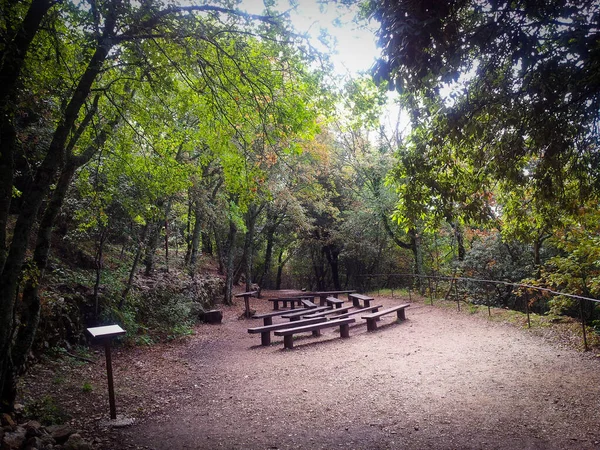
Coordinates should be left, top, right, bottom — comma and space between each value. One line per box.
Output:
354, 272, 599, 351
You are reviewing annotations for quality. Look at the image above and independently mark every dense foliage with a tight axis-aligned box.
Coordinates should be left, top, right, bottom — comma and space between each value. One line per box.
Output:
2, 0, 600, 414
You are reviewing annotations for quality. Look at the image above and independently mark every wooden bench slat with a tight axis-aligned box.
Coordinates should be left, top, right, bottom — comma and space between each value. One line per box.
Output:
303, 306, 354, 318
281, 306, 331, 320
348, 293, 375, 307
234, 291, 258, 297
248, 317, 327, 346
328, 304, 382, 320
301, 299, 317, 308
252, 308, 310, 325
325, 296, 345, 309
361, 304, 410, 331
316, 290, 356, 306
268, 297, 305, 310
274, 318, 356, 349
235, 291, 259, 318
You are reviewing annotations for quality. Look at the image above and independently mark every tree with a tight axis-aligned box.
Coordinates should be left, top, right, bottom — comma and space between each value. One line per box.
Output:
365, 0, 600, 207
0, 0, 291, 412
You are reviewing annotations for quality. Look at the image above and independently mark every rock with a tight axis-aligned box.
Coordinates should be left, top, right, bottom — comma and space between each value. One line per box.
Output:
13, 404, 24, 416
24, 436, 44, 450
0, 413, 15, 428
64, 433, 92, 450
200, 309, 222, 324
39, 433, 56, 447
46, 424, 74, 444
25, 420, 42, 438
2, 426, 27, 449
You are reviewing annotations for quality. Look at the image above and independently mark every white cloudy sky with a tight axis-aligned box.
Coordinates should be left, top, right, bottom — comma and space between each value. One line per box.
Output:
240, 0, 408, 136
239, 0, 380, 76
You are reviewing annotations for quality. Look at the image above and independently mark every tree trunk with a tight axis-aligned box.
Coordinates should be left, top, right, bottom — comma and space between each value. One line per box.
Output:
275, 248, 293, 290
0, 2, 55, 275
213, 225, 224, 275
121, 224, 148, 308
164, 217, 169, 272
0, 24, 113, 412
409, 228, 425, 294
184, 197, 193, 265
223, 220, 237, 305
201, 230, 212, 255
189, 202, 202, 268
93, 227, 108, 321
451, 222, 466, 261
0, 121, 16, 275
260, 226, 276, 289
244, 205, 257, 292
323, 244, 341, 290
275, 249, 284, 290
143, 220, 162, 276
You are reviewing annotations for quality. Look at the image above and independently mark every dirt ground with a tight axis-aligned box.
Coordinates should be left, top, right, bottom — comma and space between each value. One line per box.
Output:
20, 291, 600, 449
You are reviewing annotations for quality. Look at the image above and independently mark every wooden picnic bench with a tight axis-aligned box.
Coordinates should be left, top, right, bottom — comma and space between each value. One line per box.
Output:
315, 290, 356, 306
281, 306, 331, 322
248, 317, 327, 346
348, 293, 374, 308
281, 305, 331, 321
325, 296, 345, 309
274, 317, 356, 349
303, 305, 355, 319
326, 304, 382, 320
361, 304, 410, 331
268, 296, 315, 310
301, 298, 317, 308
234, 290, 258, 318
252, 308, 310, 326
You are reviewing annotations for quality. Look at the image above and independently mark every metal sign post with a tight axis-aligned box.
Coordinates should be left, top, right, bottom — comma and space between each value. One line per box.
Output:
87, 325, 126, 420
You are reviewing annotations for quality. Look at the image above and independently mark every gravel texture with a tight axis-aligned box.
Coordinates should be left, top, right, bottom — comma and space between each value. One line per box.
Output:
19, 291, 600, 449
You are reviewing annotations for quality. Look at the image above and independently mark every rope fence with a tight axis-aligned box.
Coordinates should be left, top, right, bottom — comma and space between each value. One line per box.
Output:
355, 273, 599, 351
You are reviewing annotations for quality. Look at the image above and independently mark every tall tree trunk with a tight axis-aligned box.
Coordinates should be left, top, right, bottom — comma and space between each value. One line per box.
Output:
0, 121, 16, 275
121, 224, 148, 308
275, 249, 285, 290
213, 225, 224, 275
144, 220, 162, 276
244, 205, 257, 292
260, 226, 276, 289
93, 227, 108, 321
409, 228, 425, 294
0, 1, 54, 273
451, 222, 466, 261
0, 22, 114, 412
184, 197, 193, 265
323, 244, 341, 290
164, 217, 169, 272
9, 108, 111, 406
201, 230, 212, 255
223, 220, 237, 305
189, 202, 202, 268
275, 248, 293, 290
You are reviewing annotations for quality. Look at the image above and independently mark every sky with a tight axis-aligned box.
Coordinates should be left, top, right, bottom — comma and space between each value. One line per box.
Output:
239, 0, 409, 137
239, 0, 381, 76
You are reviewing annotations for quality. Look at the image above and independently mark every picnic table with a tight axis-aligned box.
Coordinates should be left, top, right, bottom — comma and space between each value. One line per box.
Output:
315, 290, 356, 306
268, 295, 315, 310
234, 291, 258, 318
348, 293, 374, 308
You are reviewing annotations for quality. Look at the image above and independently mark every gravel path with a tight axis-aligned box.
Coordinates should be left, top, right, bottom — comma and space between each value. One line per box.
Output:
106, 293, 600, 450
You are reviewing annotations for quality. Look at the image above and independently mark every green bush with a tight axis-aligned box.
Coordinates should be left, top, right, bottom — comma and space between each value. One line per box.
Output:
24, 395, 71, 425
102, 287, 195, 344
137, 287, 194, 331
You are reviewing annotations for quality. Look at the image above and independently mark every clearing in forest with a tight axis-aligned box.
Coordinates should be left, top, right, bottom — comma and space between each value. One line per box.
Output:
22, 292, 600, 449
